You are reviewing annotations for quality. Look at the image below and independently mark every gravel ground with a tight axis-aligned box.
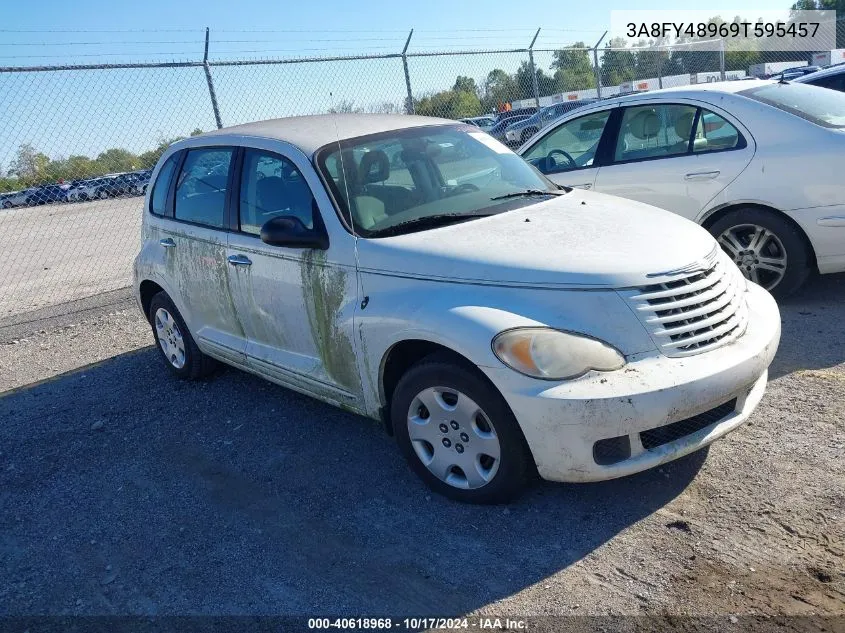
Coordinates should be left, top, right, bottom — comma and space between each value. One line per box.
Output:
1, 275, 843, 620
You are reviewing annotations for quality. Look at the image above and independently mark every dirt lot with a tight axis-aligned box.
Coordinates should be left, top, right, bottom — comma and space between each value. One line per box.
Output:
1, 275, 843, 621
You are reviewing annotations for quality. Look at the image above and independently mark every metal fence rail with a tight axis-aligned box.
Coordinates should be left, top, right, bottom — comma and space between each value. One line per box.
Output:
1, 22, 843, 318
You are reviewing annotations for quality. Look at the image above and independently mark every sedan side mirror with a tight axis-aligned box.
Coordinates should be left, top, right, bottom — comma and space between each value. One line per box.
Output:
260, 215, 329, 250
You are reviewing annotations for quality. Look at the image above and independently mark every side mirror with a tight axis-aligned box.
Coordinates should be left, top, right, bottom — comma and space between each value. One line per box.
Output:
259, 215, 329, 250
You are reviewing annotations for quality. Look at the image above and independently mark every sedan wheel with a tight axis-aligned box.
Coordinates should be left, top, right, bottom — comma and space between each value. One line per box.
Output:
154, 308, 186, 369
98, 189, 108, 199
708, 207, 811, 298
717, 223, 787, 290
407, 387, 501, 490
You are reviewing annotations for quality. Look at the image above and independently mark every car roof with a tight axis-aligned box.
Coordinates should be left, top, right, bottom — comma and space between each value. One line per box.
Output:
794, 64, 845, 83
595, 79, 774, 107
199, 114, 455, 155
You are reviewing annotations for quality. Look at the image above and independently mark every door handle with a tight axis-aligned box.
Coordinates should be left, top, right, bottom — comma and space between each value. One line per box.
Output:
571, 183, 592, 189
159, 238, 176, 248
227, 254, 252, 267
684, 170, 720, 181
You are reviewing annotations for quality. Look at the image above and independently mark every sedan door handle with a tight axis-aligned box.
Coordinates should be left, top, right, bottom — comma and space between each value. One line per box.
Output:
571, 183, 592, 189
684, 170, 720, 181
159, 238, 176, 248
227, 254, 252, 267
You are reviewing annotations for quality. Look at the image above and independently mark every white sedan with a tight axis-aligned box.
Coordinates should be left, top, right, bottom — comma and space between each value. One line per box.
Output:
133, 114, 779, 503
518, 80, 845, 296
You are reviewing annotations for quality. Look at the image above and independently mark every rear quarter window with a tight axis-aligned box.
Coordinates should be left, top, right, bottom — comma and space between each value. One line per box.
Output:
149, 153, 180, 216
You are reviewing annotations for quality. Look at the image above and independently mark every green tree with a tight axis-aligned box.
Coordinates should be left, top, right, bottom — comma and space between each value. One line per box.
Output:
8, 144, 51, 183
481, 68, 518, 111
601, 38, 636, 86
551, 43, 597, 92
96, 148, 138, 173
452, 76, 479, 95
415, 89, 482, 119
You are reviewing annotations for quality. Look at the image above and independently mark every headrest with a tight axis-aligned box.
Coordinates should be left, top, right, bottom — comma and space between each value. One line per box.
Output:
674, 111, 696, 143
255, 176, 287, 211
627, 110, 660, 140
359, 150, 390, 184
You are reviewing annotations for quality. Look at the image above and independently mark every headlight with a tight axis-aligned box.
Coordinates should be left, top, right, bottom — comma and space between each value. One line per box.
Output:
492, 328, 625, 380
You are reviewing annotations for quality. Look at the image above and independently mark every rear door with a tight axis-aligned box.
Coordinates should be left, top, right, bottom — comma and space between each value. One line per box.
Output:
520, 108, 614, 190
149, 146, 248, 365
592, 101, 754, 220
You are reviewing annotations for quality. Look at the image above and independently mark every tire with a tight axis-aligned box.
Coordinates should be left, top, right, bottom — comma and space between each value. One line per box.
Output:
708, 207, 812, 298
148, 291, 217, 379
2, 201, 11, 209
391, 352, 533, 504
98, 189, 109, 200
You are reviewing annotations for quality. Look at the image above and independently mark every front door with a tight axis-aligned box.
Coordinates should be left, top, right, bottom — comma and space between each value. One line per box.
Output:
225, 147, 362, 408
592, 103, 754, 220
155, 146, 247, 365
521, 109, 613, 190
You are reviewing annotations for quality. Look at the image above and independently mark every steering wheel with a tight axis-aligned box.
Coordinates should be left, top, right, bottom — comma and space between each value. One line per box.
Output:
547, 149, 577, 170
448, 182, 480, 196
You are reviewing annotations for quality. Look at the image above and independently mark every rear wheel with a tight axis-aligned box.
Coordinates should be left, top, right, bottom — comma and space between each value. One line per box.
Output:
709, 207, 811, 298
98, 189, 109, 200
148, 292, 217, 379
391, 352, 533, 504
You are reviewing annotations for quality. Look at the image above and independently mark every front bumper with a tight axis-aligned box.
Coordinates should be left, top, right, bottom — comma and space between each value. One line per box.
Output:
481, 283, 781, 482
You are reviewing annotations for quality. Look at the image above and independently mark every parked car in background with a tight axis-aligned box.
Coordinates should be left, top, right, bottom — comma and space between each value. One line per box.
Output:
505, 99, 599, 147
25, 183, 70, 205
519, 80, 845, 297
0, 190, 29, 209
794, 64, 845, 93
459, 116, 496, 130
769, 65, 821, 81
486, 114, 531, 143
132, 169, 152, 194
134, 114, 780, 503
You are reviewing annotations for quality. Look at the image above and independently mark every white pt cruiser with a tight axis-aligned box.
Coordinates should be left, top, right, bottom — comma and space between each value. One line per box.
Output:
134, 114, 781, 503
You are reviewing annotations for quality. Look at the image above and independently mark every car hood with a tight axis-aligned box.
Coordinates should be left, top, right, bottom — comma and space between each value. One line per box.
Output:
355, 189, 718, 289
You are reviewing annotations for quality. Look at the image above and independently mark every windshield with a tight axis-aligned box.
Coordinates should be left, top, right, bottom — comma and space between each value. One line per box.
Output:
740, 82, 845, 128
316, 124, 560, 237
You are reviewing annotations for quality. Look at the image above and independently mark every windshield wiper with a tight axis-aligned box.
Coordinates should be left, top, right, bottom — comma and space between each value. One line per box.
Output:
369, 212, 493, 237
490, 189, 566, 201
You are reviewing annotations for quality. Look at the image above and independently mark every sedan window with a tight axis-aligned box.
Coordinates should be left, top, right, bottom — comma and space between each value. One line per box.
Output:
150, 153, 180, 216
522, 110, 611, 174
239, 150, 315, 235
613, 104, 697, 162
741, 82, 845, 128
693, 110, 741, 153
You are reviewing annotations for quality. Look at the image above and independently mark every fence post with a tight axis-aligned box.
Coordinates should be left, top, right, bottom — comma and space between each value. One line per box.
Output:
203, 27, 223, 129
528, 28, 541, 108
719, 38, 726, 81
402, 29, 414, 115
657, 43, 664, 89
592, 31, 607, 99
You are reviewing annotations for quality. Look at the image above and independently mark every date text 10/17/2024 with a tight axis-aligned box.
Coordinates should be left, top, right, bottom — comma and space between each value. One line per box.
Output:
307, 618, 527, 630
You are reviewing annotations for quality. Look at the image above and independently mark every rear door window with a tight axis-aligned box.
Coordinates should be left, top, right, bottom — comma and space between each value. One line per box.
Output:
174, 148, 233, 228
692, 110, 742, 153
613, 104, 697, 162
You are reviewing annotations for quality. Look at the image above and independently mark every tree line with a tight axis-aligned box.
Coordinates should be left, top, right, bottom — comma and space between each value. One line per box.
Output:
0, 129, 204, 193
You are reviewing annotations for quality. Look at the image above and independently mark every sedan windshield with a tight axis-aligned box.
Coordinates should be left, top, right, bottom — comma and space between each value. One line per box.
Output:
740, 82, 845, 128
316, 125, 560, 237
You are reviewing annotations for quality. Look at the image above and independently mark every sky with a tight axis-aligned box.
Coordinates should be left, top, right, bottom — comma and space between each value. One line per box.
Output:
0, 0, 798, 172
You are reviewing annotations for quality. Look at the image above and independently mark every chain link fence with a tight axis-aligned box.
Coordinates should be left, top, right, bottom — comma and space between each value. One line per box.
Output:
1, 21, 844, 320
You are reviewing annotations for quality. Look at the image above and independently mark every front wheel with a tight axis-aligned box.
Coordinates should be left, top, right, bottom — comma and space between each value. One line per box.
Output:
391, 352, 533, 504
708, 208, 811, 298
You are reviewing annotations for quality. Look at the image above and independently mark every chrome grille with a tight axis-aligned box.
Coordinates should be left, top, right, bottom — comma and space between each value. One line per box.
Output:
620, 249, 749, 358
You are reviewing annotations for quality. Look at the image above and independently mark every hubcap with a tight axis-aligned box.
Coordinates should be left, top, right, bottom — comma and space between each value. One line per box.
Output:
154, 308, 186, 369
717, 223, 787, 291
407, 387, 501, 490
